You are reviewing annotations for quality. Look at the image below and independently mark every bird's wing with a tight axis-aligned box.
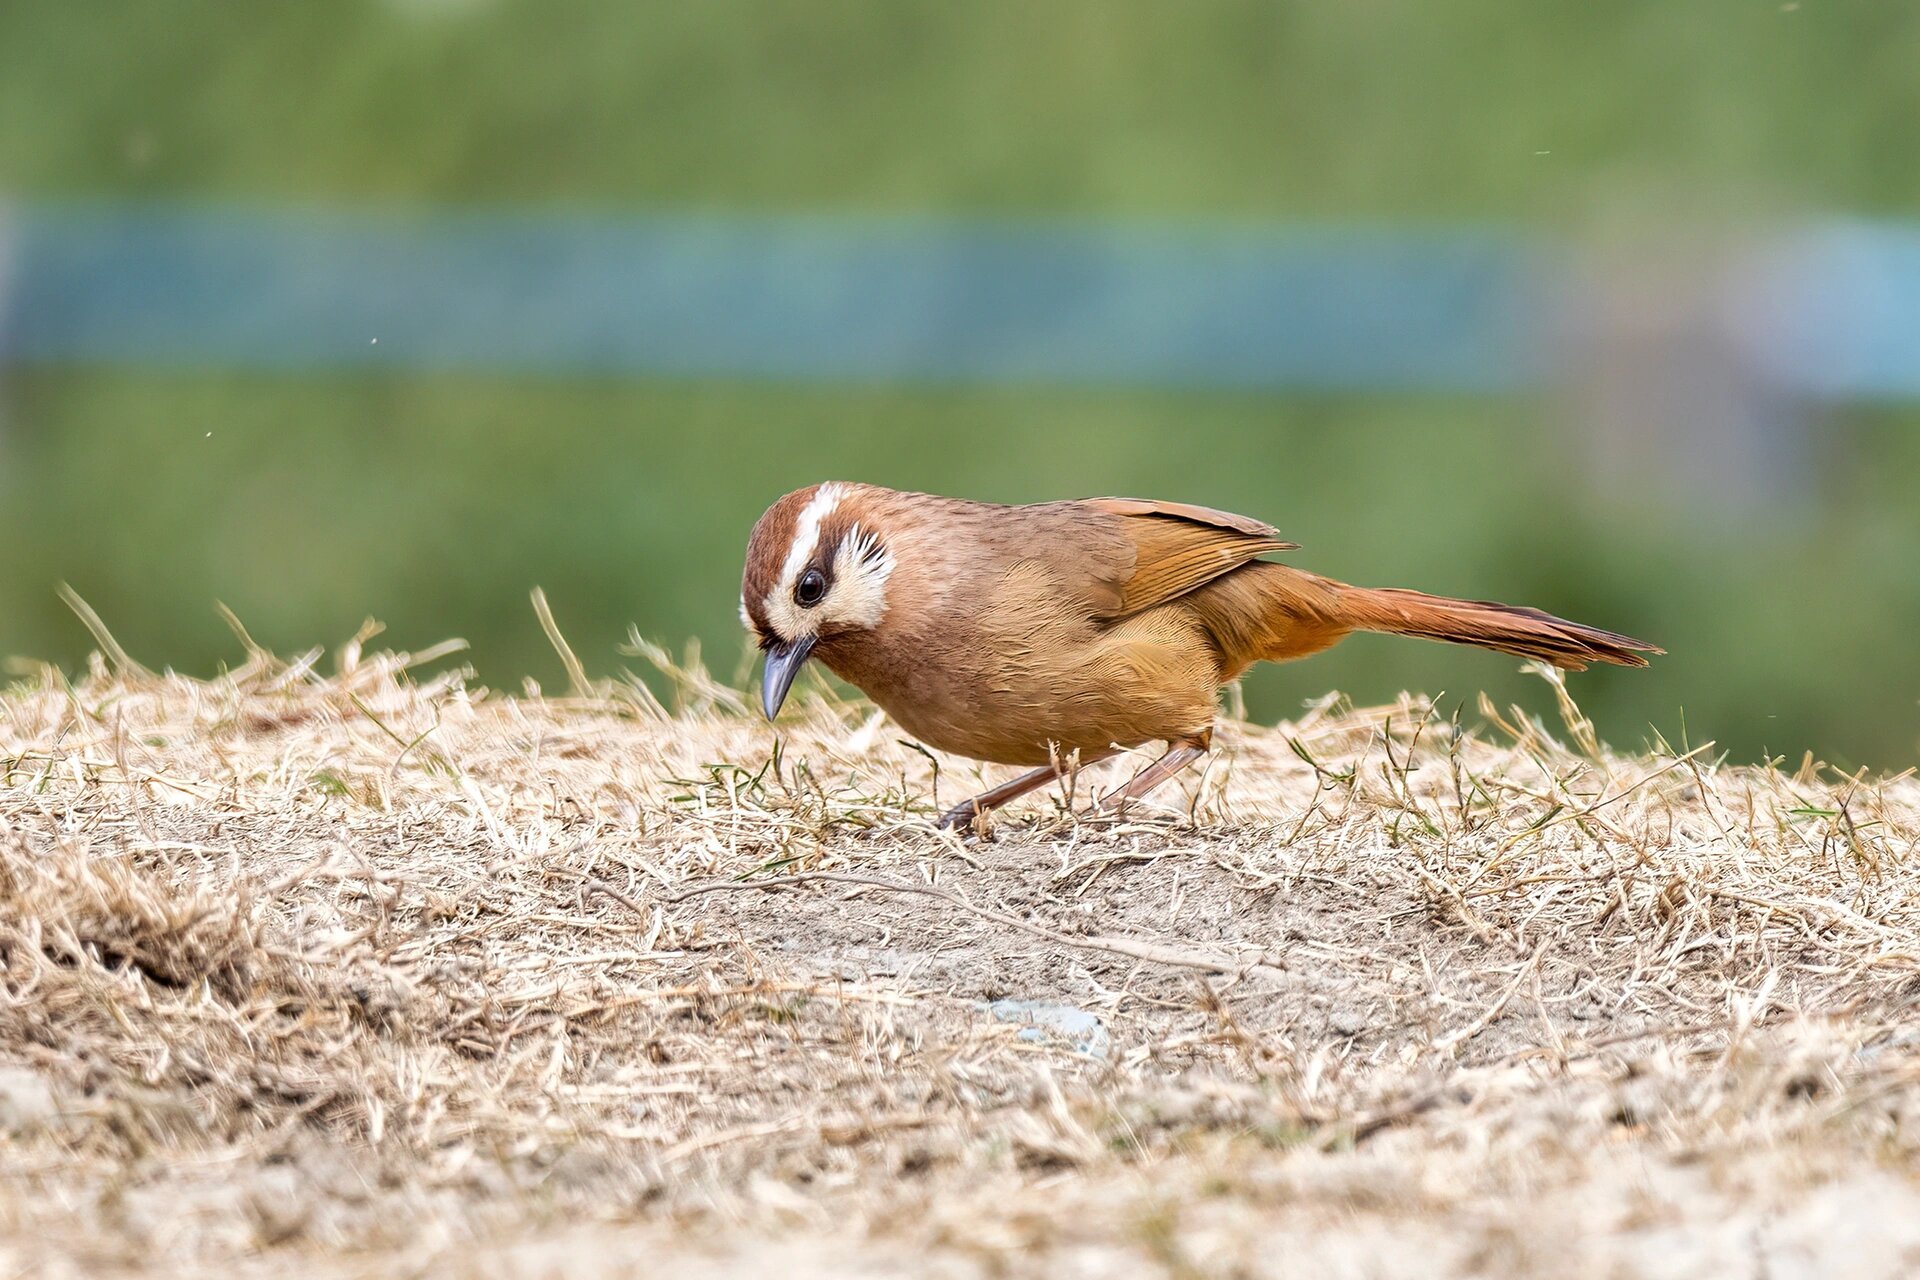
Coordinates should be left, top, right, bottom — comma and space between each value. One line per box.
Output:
1075, 497, 1298, 618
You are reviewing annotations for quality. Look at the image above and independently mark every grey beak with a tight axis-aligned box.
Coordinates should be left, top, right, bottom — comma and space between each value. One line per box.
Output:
760, 635, 817, 721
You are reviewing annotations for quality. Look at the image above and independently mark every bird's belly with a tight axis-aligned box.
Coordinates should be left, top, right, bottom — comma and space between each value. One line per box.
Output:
878, 686, 1110, 767
822, 605, 1222, 767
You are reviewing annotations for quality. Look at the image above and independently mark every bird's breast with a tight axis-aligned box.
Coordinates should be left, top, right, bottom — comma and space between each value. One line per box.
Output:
816, 560, 1221, 766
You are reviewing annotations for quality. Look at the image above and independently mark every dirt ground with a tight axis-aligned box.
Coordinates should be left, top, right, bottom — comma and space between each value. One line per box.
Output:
2, 635, 1918, 1278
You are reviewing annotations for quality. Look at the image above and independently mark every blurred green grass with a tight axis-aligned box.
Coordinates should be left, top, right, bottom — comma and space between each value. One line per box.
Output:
2, 1, 1918, 765
7, 370, 1918, 766
6, 1, 1919, 217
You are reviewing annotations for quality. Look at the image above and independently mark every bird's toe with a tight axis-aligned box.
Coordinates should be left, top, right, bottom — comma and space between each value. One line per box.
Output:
935, 801, 983, 833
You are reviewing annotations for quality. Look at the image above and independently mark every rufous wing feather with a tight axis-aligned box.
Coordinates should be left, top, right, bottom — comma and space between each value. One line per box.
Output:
1078, 497, 1298, 618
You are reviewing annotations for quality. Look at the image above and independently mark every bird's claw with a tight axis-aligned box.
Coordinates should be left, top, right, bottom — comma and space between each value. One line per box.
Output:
935, 801, 984, 834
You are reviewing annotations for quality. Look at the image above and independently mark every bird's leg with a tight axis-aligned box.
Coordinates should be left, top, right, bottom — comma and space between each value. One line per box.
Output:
936, 763, 1067, 831
1095, 733, 1212, 816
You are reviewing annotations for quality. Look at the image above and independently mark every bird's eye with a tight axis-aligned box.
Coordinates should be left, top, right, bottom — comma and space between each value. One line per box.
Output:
795, 568, 828, 608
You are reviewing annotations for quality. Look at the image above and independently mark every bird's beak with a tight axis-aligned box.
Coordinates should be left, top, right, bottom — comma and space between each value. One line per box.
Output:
760, 634, 817, 721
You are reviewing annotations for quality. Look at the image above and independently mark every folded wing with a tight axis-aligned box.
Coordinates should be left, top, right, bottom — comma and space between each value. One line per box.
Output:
1074, 496, 1297, 619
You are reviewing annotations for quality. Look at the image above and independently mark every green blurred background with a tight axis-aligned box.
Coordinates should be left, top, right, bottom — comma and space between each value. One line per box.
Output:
3, 2, 1917, 767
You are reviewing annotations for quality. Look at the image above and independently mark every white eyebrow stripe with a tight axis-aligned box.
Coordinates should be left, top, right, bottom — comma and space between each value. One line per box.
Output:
773, 483, 846, 603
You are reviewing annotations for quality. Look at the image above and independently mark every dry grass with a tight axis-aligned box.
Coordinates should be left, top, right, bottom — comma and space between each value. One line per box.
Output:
2, 624, 1919, 1278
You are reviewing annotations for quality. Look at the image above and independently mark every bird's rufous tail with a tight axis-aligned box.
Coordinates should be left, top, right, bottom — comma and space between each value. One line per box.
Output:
1331, 584, 1659, 671
1194, 563, 1660, 674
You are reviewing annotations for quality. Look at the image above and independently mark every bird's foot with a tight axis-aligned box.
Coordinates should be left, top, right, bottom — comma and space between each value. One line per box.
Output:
1092, 740, 1210, 816
932, 763, 1070, 835
935, 800, 986, 833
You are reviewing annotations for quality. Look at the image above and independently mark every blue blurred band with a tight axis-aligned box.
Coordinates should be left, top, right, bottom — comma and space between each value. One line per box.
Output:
0, 203, 1913, 398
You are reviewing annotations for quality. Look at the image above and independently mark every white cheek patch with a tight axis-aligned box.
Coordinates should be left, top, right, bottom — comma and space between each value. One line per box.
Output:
824, 523, 894, 629
761, 593, 807, 642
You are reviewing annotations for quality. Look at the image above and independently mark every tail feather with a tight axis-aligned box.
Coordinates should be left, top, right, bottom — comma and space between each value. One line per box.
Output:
1335, 585, 1660, 671
1184, 562, 1661, 675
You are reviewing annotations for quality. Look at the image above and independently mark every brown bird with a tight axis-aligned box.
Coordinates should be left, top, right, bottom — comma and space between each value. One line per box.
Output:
741, 483, 1659, 829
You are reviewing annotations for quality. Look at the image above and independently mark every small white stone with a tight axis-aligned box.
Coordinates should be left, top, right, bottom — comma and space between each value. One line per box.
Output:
0, 1066, 59, 1135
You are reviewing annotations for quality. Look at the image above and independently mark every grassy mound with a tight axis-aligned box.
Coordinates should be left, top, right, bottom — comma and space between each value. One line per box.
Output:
2, 634, 1917, 1277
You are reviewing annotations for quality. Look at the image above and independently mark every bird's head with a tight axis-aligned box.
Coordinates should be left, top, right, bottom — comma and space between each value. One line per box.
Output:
740, 482, 898, 719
